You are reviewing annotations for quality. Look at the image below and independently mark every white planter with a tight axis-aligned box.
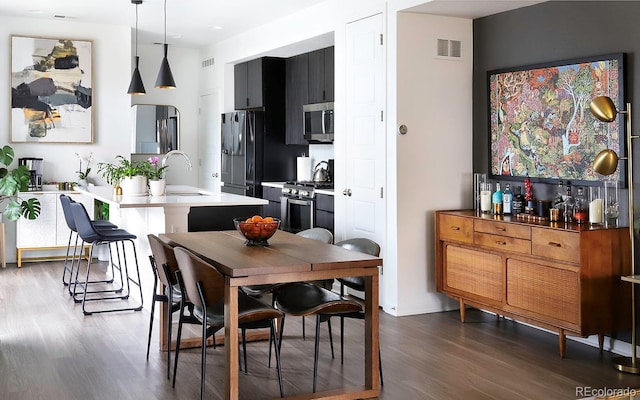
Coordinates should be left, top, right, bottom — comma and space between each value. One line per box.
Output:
120, 175, 147, 196
149, 179, 166, 196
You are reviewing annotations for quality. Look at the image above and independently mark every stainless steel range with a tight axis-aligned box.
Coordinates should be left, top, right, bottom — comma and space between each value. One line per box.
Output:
280, 181, 334, 232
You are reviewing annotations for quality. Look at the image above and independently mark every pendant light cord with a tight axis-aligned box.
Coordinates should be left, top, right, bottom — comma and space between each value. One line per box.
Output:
163, 0, 167, 45
135, 3, 139, 57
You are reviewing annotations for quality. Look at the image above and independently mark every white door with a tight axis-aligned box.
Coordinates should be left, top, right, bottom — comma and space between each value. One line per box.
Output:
198, 91, 221, 191
344, 14, 386, 296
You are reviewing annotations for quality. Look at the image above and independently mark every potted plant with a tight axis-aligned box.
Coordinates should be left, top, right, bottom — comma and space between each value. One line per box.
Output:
0, 145, 41, 221
75, 152, 94, 188
147, 156, 169, 196
98, 155, 149, 196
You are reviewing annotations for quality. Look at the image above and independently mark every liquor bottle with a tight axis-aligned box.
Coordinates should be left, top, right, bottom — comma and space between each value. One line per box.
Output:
503, 183, 513, 215
573, 186, 588, 224
524, 177, 535, 214
552, 180, 564, 209
564, 182, 574, 223
512, 186, 525, 215
492, 182, 503, 215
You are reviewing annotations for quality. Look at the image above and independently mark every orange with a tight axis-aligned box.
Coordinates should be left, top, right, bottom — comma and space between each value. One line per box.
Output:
263, 216, 274, 222
251, 215, 263, 223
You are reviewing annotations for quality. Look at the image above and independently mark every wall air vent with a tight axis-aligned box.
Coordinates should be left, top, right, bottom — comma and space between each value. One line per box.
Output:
202, 58, 215, 68
436, 38, 462, 60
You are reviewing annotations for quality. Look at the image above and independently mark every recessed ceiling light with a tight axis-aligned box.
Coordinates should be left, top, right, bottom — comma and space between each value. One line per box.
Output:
208, 25, 223, 30
28, 9, 43, 14
169, 34, 182, 39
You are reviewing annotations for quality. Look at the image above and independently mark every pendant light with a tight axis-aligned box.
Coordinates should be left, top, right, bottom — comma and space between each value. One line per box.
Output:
127, 0, 146, 95
155, 0, 176, 88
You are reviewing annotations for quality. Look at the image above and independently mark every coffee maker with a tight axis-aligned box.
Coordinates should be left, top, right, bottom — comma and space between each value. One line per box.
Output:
18, 157, 43, 191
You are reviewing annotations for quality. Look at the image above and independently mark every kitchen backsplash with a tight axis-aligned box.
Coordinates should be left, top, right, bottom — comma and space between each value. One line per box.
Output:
308, 143, 334, 168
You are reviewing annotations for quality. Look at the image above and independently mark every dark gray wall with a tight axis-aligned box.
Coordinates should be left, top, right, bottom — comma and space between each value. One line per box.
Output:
473, 1, 639, 206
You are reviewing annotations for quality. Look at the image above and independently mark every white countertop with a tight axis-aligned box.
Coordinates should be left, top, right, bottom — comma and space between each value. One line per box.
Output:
77, 185, 268, 209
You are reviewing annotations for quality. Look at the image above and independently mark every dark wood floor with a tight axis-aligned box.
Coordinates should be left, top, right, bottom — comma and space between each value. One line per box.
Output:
1, 260, 640, 399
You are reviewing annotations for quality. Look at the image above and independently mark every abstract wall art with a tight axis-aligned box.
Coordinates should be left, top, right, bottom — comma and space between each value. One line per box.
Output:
10, 35, 93, 143
488, 53, 625, 186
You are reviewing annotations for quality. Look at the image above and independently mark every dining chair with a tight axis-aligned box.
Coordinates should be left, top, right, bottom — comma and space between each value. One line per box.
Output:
172, 246, 285, 399
334, 238, 384, 385
146, 234, 197, 380
243, 227, 335, 350
69, 201, 143, 315
59, 194, 117, 290
274, 281, 362, 393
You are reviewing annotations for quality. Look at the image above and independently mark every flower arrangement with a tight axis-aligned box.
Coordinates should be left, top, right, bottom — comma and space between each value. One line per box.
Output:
147, 156, 168, 180
75, 152, 94, 180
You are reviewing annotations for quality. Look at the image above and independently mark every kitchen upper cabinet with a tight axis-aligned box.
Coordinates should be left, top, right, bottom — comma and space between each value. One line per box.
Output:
285, 53, 309, 145
308, 46, 334, 104
234, 58, 284, 110
285, 46, 334, 145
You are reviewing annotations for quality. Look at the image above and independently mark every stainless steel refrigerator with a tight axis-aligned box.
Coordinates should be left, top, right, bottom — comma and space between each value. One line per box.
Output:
221, 110, 305, 198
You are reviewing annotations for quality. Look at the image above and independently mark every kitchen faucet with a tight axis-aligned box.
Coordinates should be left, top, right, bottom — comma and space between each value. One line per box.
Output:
161, 150, 193, 178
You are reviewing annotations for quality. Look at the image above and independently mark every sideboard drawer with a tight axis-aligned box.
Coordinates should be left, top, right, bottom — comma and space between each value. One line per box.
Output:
475, 232, 531, 255
474, 219, 530, 240
439, 214, 473, 244
531, 227, 580, 263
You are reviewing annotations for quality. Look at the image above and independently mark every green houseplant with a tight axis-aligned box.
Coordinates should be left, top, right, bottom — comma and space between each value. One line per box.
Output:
0, 145, 41, 221
98, 155, 150, 195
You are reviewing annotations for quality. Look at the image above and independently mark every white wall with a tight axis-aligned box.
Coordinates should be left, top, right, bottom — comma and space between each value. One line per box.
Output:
390, 12, 473, 315
131, 44, 201, 186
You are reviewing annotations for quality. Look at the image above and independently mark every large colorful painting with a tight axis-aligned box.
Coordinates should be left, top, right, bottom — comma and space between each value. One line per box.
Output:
488, 53, 625, 186
11, 35, 93, 143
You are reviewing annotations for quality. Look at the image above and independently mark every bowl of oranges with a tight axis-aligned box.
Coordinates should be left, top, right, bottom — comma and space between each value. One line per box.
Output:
233, 215, 280, 246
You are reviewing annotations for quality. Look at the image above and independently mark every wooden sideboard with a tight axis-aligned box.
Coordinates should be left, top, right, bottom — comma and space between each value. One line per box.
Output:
435, 210, 631, 357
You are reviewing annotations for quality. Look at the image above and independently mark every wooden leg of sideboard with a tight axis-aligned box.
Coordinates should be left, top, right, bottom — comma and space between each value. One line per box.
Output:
17, 249, 22, 268
559, 329, 566, 358
459, 299, 466, 323
598, 334, 604, 352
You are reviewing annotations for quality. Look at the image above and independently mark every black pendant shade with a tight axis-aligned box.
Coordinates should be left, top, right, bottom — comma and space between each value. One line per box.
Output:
127, 0, 145, 95
128, 56, 146, 95
155, 43, 176, 89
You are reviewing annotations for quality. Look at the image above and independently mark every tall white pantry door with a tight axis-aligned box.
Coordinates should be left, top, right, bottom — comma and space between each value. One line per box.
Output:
344, 13, 386, 298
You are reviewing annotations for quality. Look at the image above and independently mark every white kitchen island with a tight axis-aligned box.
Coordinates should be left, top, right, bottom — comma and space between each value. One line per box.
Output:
78, 184, 268, 234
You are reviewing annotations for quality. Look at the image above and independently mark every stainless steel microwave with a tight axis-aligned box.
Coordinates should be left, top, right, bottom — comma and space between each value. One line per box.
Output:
303, 102, 334, 143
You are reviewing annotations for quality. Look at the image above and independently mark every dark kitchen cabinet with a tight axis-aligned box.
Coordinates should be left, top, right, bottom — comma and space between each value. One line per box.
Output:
262, 186, 282, 220
308, 46, 334, 104
234, 57, 285, 110
314, 193, 334, 233
285, 53, 309, 145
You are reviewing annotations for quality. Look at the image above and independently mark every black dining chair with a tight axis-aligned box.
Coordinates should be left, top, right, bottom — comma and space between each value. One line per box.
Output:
243, 227, 335, 356
274, 281, 362, 393
334, 238, 384, 385
69, 201, 143, 315
146, 234, 197, 380
172, 246, 285, 399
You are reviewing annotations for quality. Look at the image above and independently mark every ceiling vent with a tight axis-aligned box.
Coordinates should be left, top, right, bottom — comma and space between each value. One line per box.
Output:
202, 57, 215, 68
437, 39, 462, 60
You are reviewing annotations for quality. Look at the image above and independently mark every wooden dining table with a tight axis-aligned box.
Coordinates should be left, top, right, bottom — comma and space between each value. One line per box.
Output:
161, 230, 382, 400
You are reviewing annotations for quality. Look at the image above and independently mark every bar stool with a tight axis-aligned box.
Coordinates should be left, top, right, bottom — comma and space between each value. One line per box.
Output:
70, 201, 143, 315
59, 194, 117, 290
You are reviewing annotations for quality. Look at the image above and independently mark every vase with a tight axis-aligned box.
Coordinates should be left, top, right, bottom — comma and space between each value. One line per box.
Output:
149, 179, 166, 196
120, 175, 147, 196
77, 179, 88, 189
